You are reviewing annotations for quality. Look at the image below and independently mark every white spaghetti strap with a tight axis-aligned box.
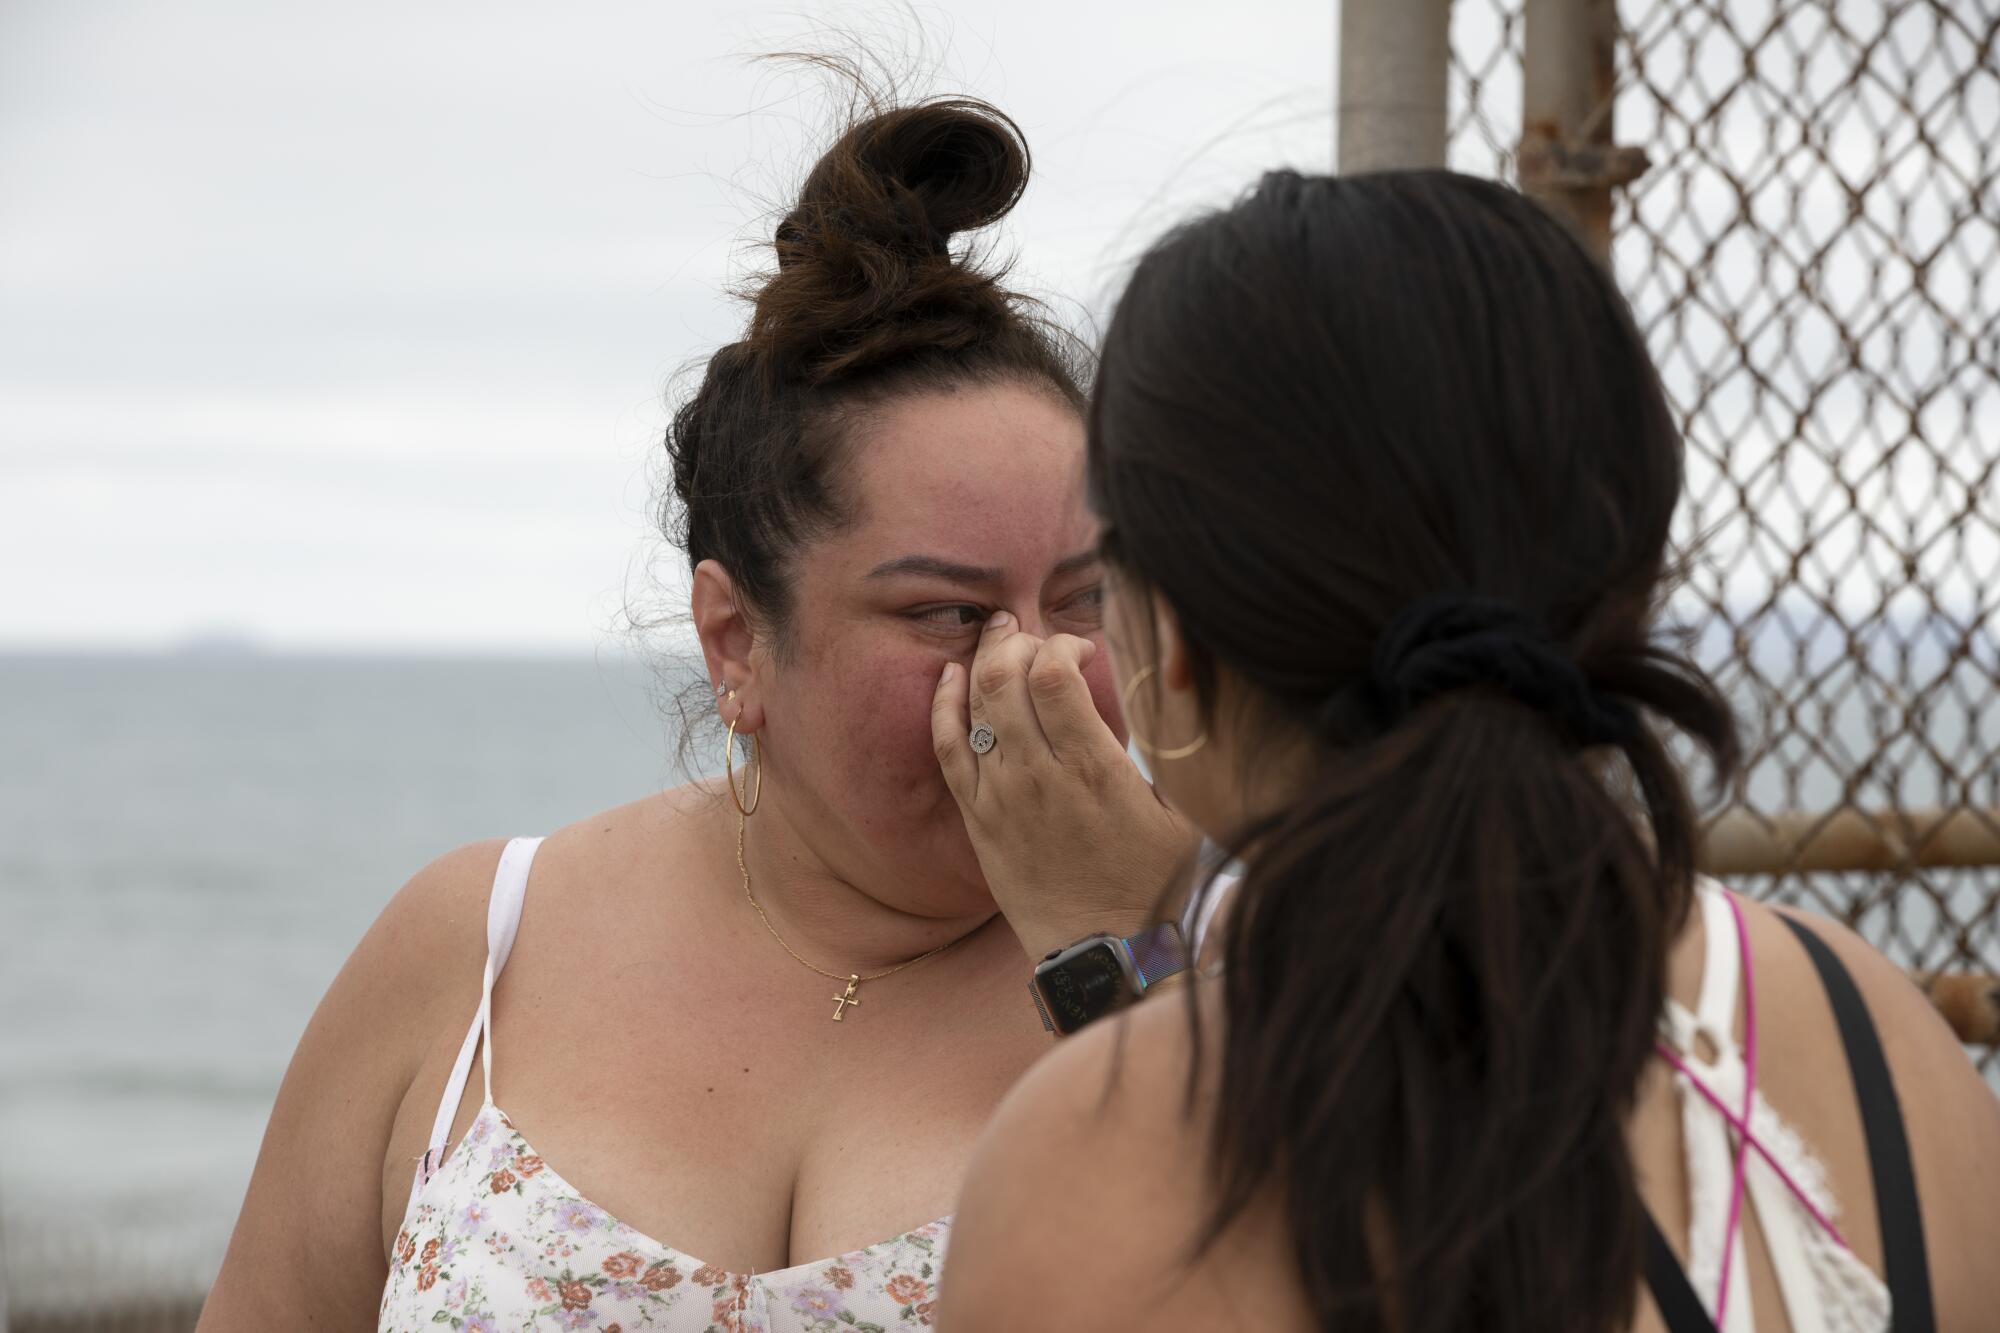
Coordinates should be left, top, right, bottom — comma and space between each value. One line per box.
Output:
1693, 882, 1741, 1041
478, 953, 498, 1105
407, 836, 543, 1212
1743, 1152, 1835, 1333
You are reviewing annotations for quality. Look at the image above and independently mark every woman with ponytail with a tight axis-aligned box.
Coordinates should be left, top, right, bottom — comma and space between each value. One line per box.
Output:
932, 171, 2000, 1331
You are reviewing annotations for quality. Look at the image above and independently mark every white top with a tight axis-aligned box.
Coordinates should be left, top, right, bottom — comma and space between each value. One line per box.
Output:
1660, 883, 1891, 1333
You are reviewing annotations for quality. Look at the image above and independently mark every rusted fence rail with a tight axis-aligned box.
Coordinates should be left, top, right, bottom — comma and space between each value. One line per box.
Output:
1700, 806, 2000, 1044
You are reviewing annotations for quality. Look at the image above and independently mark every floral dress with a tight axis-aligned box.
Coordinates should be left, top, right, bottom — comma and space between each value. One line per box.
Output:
378, 838, 953, 1332
378, 1101, 950, 1333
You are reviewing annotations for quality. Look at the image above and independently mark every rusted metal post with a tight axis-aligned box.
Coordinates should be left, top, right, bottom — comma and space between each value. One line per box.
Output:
1700, 807, 2000, 876
1518, 0, 1646, 259
1699, 806, 2000, 1046
1337, 0, 1451, 172
1921, 972, 2000, 1046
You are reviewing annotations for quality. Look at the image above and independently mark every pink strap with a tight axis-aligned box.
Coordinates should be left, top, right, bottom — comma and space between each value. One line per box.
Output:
1652, 1041, 1852, 1253
1714, 890, 1756, 1325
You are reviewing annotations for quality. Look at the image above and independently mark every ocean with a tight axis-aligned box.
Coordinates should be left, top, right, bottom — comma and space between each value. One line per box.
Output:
0, 645, 1992, 1314
0, 653, 683, 1312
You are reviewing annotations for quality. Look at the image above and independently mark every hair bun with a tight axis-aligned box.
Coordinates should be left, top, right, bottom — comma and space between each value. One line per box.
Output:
775, 99, 1028, 268
749, 99, 1031, 384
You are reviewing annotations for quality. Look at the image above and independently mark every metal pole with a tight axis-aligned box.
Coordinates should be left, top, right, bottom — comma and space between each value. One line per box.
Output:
1337, 0, 1451, 172
1519, 0, 1645, 259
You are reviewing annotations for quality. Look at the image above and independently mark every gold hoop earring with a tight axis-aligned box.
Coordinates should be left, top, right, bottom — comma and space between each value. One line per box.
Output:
724, 711, 763, 817
1120, 664, 1208, 760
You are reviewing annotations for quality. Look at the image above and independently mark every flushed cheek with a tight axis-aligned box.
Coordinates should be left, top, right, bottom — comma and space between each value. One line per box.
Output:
834, 652, 962, 800
819, 641, 1122, 795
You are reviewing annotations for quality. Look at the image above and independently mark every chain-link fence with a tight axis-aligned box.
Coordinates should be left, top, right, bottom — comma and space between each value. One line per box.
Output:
1442, 0, 2000, 1070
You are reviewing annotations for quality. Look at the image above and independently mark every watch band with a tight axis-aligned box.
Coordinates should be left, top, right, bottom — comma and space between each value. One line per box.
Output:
1125, 921, 1189, 989
1029, 973, 1058, 1032
1029, 922, 1191, 1035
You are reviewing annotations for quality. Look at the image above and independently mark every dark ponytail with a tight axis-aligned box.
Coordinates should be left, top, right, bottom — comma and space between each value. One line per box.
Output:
1087, 170, 1740, 1333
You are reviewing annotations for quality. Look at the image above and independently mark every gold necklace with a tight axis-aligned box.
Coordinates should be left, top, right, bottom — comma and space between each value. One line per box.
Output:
735, 810, 989, 1021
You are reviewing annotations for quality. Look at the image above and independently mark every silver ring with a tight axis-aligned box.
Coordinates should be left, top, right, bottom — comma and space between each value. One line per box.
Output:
969, 723, 996, 754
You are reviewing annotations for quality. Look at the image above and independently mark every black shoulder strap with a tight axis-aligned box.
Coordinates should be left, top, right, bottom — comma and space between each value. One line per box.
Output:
1642, 1210, 1719, 1332
1778, 914, 1936, 1333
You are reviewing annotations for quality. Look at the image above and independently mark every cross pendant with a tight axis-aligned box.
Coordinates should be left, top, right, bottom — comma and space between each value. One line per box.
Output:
831, 975, 862, 1022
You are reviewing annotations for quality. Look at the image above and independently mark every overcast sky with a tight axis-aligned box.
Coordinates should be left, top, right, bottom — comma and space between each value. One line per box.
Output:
1, 0, 1348, 653
9, 2, 1989, 655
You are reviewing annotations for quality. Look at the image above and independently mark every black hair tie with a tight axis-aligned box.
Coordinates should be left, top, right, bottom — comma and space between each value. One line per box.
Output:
1346, 593, 1639, 748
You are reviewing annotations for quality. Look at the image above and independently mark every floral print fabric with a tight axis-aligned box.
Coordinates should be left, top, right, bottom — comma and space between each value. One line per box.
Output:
379, 1101, 950, 1332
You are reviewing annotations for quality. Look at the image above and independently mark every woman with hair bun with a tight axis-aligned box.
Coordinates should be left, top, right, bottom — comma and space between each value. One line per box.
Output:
198, 97, 1196, 1332
932, 170, 2000, 1331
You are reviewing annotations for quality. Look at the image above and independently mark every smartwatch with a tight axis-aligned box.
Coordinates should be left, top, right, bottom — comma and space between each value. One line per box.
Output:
1029, 922, 1190, 1035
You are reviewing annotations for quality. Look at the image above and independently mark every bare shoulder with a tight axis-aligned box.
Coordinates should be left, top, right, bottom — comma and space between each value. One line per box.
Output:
1754, 896, 1997, 1119
277, 834, 517, 1143
377, 784, 713, 1081
202, 781, 720, 1332
970, 976, 1208, 1155
531, 781, 717, 883
202, 777, 730, 1332
328, 834, 528, 1079
937, 979, 1308, 1332
1752, 898, 2000, 1323
479, 783, 727, 955
197, 837, 510, 1330
366, 838, 515, 1022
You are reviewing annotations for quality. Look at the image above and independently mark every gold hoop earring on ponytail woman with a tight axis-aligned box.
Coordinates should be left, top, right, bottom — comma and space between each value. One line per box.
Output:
1120, 664, 1208, 760
722, 689, 762, 817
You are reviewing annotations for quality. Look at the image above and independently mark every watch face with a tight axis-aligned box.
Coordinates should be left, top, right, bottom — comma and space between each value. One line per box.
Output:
1041, 941, 1129, 1032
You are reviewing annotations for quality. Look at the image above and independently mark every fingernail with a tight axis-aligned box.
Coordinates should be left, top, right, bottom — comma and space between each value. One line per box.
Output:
988, 611, 1013, 629
938, 662, 956, 685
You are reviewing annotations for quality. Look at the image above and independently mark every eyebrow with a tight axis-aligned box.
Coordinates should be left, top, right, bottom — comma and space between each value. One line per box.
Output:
865, 549, 1102, 586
